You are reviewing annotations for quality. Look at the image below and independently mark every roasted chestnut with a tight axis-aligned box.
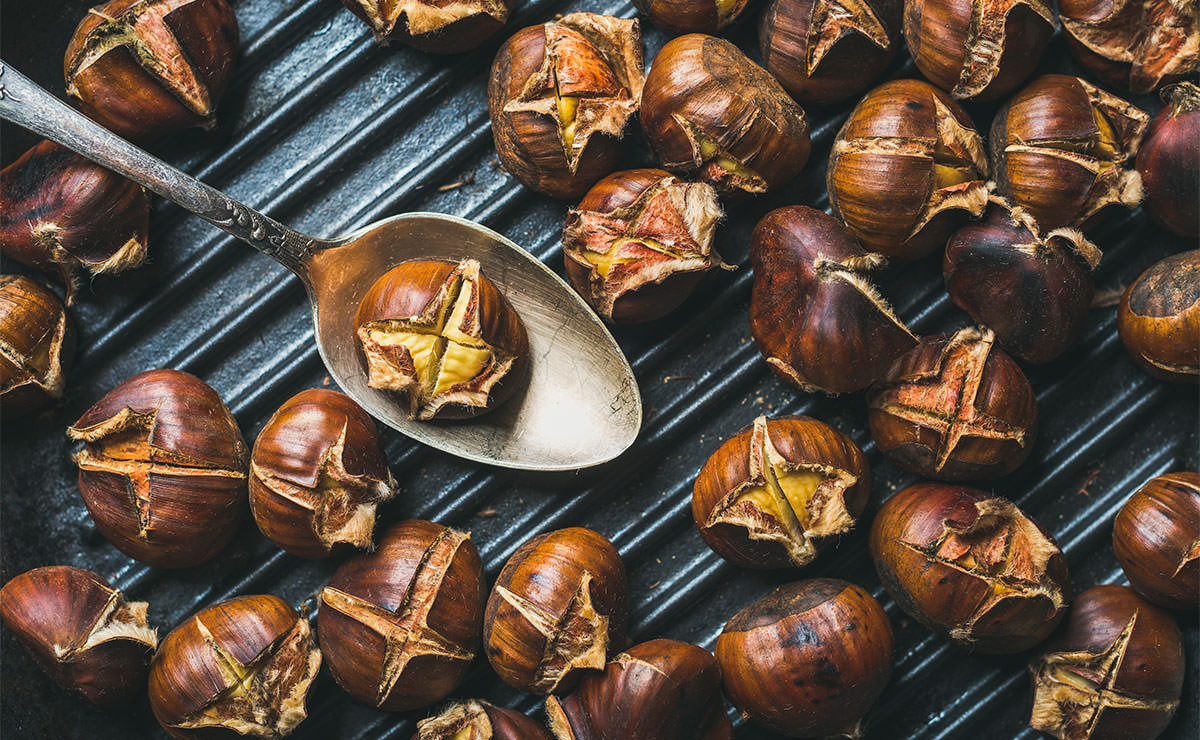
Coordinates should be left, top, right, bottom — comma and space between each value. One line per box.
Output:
0, 140, 149, 301
545, 639, 732, 740
414, 700, 553, 740
989, 74, 1149, 231
340, 0, 513, 53
750, 206, 918, 394
1029, 585, 1184, 740
634, 0, 751, 34
1137, 82, 1200, 238
319, 520, 485, 711
759, 0, 901, 105
563, 169, 726, 323
715, 578, 893, 738
640, 34, 811, 196
484, 527, 627, 695
1113, 472, 1200, 610
944, 197, 1102, 364
692, 415, 870, 570
249, 388, 396, 558
64, 0, 239, 141
355, 258, 528, 419
0, 566, 157, 708
1059, 0, 1198, 94
827, 78, 988, 259
68, 368, 249, 568
148, 594, 320, 739
871, 483, 1069, 652
488, 13, 644, 199
0, 275, 73, 416
1117, 250, 1200, 383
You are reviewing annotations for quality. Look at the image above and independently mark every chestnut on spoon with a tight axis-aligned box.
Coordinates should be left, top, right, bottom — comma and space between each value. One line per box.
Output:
0, 63, 641, 471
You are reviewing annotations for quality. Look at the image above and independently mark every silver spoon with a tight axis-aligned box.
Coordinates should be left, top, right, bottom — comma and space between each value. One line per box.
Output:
0, 63, 642, 471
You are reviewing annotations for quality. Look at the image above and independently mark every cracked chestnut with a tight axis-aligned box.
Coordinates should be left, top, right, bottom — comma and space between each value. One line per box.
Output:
828, 78, 988, 259
488, 13, 644, 199
250, 388, 396, 559
750, 206, 918, 394
1059, 0, 1197, 94
545, 639, 732, 740
340, 0, 514, 53
0, 275, 73, 416
715, 578, 893, 738
319, 520, 485, 711
563, 169, 726, 323
484, 527, 627, 695
1028, 585, 1184, 740
1117, 250, 1200, 383
634, 0, 751, 33
64, 0, 239, 141
355, 258, 528, 420
871, 483, 1069, 652
413, 700, 553, 740
1113, 472, 1200, 610
68, 368, 249, 568
148, 594, 321, 739
0, 566, 157, 708
641, 34, 811, 196
989, 74, 1149, 231
1137, 82, 1200, 238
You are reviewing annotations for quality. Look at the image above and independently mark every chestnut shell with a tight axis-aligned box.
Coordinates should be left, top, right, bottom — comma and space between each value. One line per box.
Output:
1136, 82, 1200, 238
413, 699, 553, 740
1117, 250, 1200, 383
1058, 0, 1198, 94
1113, 472, 1200, 610
0, 275, 74, 416
340, 0, 515, 53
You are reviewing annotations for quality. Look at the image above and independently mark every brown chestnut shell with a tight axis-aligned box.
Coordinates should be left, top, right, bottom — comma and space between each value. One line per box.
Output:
1136, 82, 1200, 238
413, 699, 553, 740
633, 0, 752, 34
0, 275, 74, 416
1113, 472, 1200, 610
1117, 250, 1200, 383
1059, 0, 1198, 94
340, 0, 514, 53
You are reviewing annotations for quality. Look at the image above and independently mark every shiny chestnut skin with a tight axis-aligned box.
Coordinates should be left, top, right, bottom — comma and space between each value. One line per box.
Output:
484, 527, 627, 695
867, 327, 1037, 481
634, 0, 751, 33
640, 34, 811, 196
759, 0, 901, 105
0, 275, 73, 416
750, 206, 918, 394
1117, 250, 1200, 383
828, 79, 989, 259
355, 258, 528, 420
148, 594, 321, 739
545, 639, 733, 740
693, 415, 870, 570
871, 483, 1069, 652
715, 578, 893, 738
64, 0, 239, 141
1059, 0, 1197, 94
563, 169, 726, 323
319, 520, 485, 711
488, 13, 644, 199
1137, 82, 1200, 238
68, 368, 249, 568
944, 197, 1102, 364
250, 388, 396, 558
413, 700, 553, 740
340, 0, 514, 53
0, 566, 157, 708
0, 140, 149, 301
1113, 472, 1200, 610
1029, 585, 1185, 740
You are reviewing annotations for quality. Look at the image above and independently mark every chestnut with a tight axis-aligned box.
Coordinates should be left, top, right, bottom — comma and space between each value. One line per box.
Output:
484, 527, 627, 695
867, 327, 1037, 481
340, 0, 513, 53
148, 594, 321, 739
249, 388, 397, 558
640, 34, 812, 196
633, 0, 751, 34
944, 196, 1102, 364
0, 566, 157, 708
64, 0, 239, 141
1113, 472, 1200, 610
871, 483, 1069, 652
715, 578, 892, 738
1059, 0, 1198, 94
0, 275, 73, 416
355, 258, 529, 420
1136, 82, 1200, 238
750, 206, 918, 394
1117, 250, 1200, 383
827, 78, 988, 260
0, 140, 149, 301
488, 13, 644, 199
692, 415, 870, 570
1029, 585, 1184, 740
989, 74, 1149, 231
562, 169, 726, 323
414, 700, 553, 740
545, 638, 732, 740
318, 520, 485, 711
759, 0, 902, 105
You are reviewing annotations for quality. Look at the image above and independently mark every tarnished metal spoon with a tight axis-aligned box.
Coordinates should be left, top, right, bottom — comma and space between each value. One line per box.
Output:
0, 63, 641, 471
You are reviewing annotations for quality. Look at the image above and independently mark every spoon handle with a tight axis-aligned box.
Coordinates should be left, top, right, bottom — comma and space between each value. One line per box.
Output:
0, 62, 317, 273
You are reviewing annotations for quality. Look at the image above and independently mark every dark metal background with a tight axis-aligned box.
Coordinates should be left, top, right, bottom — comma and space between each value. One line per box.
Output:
1, 1, 1197, 738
